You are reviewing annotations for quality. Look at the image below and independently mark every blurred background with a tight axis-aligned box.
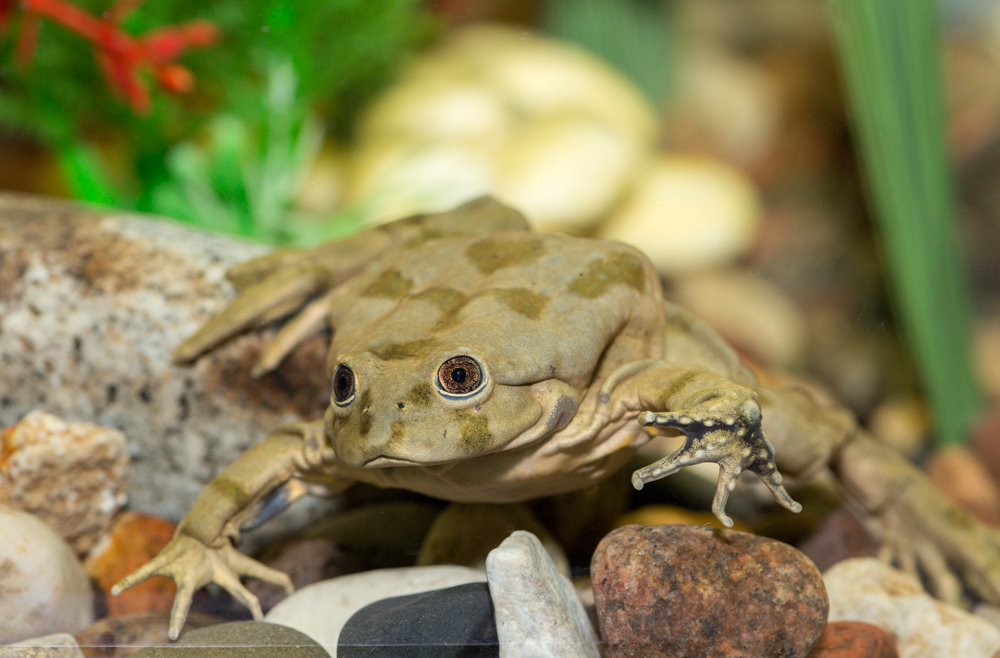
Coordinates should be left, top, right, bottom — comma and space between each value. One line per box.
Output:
6, 0, 1000, 522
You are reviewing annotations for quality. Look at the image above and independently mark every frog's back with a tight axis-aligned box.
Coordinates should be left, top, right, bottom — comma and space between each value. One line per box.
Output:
329, 232, 667, 389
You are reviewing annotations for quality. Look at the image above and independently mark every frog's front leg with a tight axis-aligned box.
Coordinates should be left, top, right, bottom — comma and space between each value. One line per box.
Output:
614, 362, 802, 527
112, 421, 348, 640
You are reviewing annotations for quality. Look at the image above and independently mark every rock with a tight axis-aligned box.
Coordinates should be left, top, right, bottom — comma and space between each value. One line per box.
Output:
0, 411, 128, 554
249, 539, 345, 613
974, 318, 1000, 400
85, 512, 178, 617
486, 531, 600, 658
246, 501, 442, 612
0, 633, 85, 658
597, 157, 761, 275
972, 403, 1000, 487
824, 558, 1000, 658
869, 397, 929, 460
977, 604, 1000, 631
926, 445, 1000, 526
264, 566, 487, 656
806, 622, 898, 658
591, 524, 828, 658
493, 115, 641, 233
338, 583, 497, 657
667, 47, 781, 166
129, 621, 328, 657
797, 508, 878, 573
613, 504, 751, 532
670, 268, 807, 368
74, 612, 220, 657
0, 194, 329, 520
0, 509, 94, 644
417, 503, 569, 576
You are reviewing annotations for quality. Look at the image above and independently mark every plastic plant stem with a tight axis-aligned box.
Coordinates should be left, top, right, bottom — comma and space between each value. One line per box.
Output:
825, 0, 982, 445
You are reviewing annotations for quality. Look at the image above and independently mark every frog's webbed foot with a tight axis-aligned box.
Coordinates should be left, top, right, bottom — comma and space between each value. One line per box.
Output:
112, 535, 294, 640
633, 398, 801, 527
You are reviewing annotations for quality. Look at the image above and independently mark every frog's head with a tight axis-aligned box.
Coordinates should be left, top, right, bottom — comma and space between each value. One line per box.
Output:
325, 339, 568, 467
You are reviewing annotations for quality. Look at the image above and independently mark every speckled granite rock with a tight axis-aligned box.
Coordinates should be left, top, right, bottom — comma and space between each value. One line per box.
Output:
486, 530, 600, 658
591, 524, 828, 658
0, 411, 128, 554
0, 633, 85, 658
825, 558, 1000, 658
130, 621, 328, 657
0, 194, 329, 519
0, 509, 94, 644
806, 622, 898, 658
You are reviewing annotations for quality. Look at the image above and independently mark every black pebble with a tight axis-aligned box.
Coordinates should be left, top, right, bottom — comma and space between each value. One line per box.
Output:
338, 582, 499, 658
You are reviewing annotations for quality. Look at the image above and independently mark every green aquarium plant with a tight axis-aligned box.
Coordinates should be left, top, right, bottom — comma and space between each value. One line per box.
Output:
825, 0, 982, 445
0, 0, 433, 244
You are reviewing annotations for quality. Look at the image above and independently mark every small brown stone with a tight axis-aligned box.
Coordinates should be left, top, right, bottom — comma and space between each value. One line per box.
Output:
85, 513, 177, 617
806, 622, 898, 658
592, 524, 828, 658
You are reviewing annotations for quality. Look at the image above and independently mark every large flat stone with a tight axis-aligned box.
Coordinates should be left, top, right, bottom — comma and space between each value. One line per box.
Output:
0, 194, 329, 519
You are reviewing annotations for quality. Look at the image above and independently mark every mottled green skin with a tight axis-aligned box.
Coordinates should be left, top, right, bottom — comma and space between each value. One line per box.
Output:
118, 198, 1000, 640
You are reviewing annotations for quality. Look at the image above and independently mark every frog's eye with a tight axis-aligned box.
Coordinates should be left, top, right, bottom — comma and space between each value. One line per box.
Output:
436, 356, 485, 398
333, 364, 356, 406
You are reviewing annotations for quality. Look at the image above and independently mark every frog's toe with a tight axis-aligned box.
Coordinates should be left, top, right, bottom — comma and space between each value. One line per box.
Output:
251, 290, 335, 377
174, 266, 326, 363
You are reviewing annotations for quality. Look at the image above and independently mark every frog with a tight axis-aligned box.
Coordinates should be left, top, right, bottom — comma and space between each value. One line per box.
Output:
115, 197, 1000, 640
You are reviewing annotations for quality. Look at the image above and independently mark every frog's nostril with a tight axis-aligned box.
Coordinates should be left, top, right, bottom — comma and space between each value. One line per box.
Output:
398, 402, 405, 409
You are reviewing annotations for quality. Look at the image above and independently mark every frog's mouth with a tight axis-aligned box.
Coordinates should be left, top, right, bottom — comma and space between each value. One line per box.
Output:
363, 455, 422, 468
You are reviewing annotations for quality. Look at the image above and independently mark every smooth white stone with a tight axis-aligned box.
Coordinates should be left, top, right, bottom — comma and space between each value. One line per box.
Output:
264, 565, 487, 657
0, 633, 84, 658
486, 530, 600, 658
825, 558, 1000, 658
0, 511, 93, 644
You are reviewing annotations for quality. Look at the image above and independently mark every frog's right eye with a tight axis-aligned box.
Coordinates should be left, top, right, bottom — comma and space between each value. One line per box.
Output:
333, 364, 356, 406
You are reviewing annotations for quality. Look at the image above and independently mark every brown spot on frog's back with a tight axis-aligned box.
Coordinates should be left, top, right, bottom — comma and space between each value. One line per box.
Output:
408, 382, 434, 407
466, 235, 545, 274
456, 410, 493, 453
489, 287, 549, 319
362, 268, 414, 299
410, 287, 467, 314
569, 251, 646, 299
369, 338, 440, 361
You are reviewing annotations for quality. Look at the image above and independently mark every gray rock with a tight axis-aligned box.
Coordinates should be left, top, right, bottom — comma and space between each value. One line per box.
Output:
130, 621, 328, 657
486, 531, 600, 658
0, 194, 329, 519
0, 633, 84, 658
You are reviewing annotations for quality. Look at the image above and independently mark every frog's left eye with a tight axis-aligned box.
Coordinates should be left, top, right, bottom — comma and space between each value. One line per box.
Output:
436, 356, 485, 398
333, 364, 356, 406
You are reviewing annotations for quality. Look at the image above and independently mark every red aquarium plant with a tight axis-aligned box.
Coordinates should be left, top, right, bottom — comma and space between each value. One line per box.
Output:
0, 0, 217, 112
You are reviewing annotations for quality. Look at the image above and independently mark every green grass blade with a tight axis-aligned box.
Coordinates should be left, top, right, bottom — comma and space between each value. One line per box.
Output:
825, 0, 982, 445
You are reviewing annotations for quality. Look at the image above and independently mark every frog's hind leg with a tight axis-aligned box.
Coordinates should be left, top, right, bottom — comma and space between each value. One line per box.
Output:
760, 381, 1000, 606
174, 197, 531, 369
